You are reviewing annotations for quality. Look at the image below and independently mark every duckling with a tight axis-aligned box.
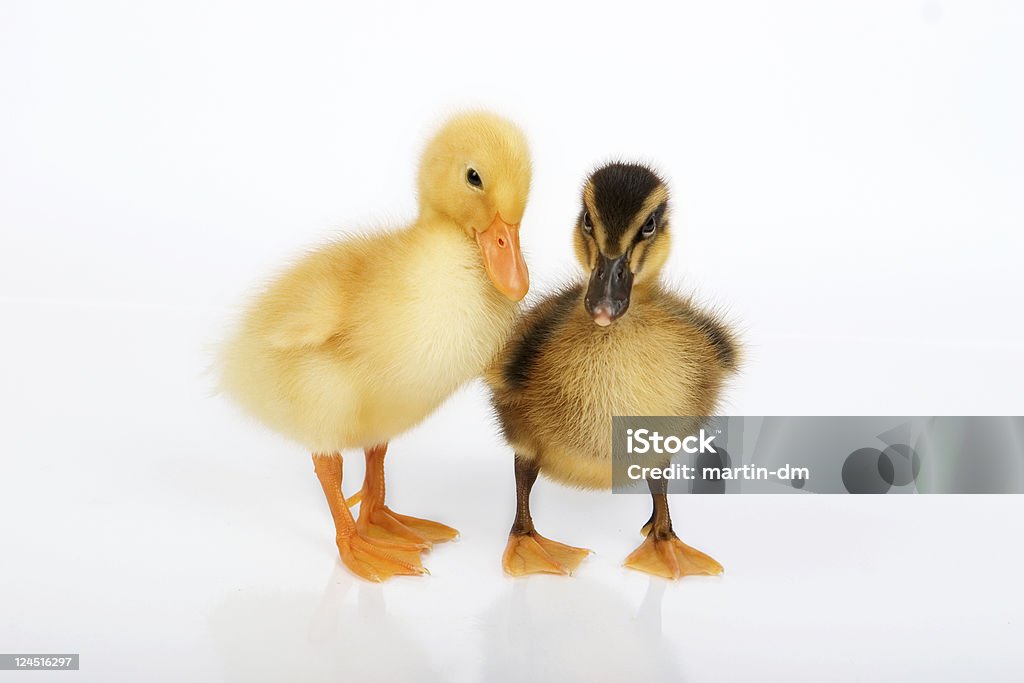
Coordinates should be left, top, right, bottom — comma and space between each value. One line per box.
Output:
486, 162, 739, 579
220, 111, 531, 582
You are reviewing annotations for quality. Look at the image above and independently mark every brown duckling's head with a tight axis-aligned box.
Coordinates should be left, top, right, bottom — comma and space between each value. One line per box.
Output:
574, 162, 671, 326
418, 111, 532, 301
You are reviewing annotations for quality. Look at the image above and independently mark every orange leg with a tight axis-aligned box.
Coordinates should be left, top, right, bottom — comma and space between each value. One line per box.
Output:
312, 453, 427, 582
355, 443, 459, 546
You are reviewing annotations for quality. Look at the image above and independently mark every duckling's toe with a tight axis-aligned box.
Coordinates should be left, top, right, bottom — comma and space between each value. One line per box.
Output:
502, 531, 591, 577
344, 488, 364, 508
624, 534, 723, 580
357, 505, 457, 547
336, 533, 430, 583
357, 508, 432, 549
383, 508, 460, 544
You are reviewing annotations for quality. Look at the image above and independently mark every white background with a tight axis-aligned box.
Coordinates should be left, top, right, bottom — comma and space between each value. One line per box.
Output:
2, 1, 1023, 681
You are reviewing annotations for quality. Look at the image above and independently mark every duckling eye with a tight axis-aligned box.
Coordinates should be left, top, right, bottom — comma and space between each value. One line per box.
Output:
641, 214, 657, 238
467, 168, 482, 188
582, 211, 593, 233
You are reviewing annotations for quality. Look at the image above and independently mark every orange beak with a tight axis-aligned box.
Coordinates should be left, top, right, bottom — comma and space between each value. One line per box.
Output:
476, 214, 529, 301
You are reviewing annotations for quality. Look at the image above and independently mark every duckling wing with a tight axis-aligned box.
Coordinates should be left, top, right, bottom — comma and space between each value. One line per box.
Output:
658, 291, 740, 374
247, 238, 374, 352
219, 236, 394, 451
260, 282, 346, 350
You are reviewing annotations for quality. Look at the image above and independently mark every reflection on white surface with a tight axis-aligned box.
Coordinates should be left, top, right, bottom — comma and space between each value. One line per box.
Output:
211, 565, 446, 683
209, 568, 683, 683
480, 577, 681, 683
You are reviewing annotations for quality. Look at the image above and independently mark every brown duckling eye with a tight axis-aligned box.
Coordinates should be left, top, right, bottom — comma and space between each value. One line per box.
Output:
467, 168, 482, 188
641, 214, 657, 238
582, 211, 593, 233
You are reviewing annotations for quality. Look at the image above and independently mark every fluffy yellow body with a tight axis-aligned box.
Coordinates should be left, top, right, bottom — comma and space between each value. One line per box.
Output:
221, 222, 518, 453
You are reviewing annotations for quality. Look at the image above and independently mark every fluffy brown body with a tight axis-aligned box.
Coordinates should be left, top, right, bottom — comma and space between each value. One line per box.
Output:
487, 282, 736, 489
486, 162, 740, 579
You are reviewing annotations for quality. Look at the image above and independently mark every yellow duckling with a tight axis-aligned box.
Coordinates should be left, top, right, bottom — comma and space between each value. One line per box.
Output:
221, 112, 531, 581
486, 162, 739, 579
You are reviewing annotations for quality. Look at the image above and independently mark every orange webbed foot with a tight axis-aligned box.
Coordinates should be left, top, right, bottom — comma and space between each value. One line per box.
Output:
357, 505, 458, 548
335, 532, 429, 583
623, 534, 723, 580
502, 531, 591, 577
383, 508, 460, 544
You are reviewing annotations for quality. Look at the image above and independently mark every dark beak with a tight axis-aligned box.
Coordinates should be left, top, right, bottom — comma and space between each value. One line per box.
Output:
584, 253, 634, 326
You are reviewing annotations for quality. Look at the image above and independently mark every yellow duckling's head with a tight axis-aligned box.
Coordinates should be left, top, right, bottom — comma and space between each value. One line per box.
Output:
574, 163, 672, 326
418, 111, 531, 302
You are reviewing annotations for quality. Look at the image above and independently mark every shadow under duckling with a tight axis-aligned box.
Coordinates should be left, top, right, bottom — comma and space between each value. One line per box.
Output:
486, 162, 740, 579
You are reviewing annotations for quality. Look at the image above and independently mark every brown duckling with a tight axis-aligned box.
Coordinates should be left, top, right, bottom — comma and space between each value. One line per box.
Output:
486, 162, 740, 579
